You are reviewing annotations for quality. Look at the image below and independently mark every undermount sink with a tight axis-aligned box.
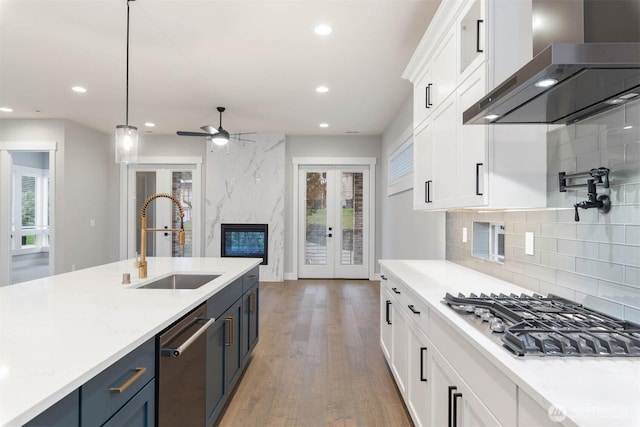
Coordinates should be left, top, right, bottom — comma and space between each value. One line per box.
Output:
137, 274, 220, 290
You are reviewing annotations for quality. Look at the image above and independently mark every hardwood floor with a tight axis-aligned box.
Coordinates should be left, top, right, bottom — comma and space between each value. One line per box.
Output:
217, 280, 412, 427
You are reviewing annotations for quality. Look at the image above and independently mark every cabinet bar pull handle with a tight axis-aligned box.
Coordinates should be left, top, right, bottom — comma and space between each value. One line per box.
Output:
425, 180, 432, 203
109, 367, 147, 393
475, 163, 483, 196
225, 317, 234, 346
427, 83, 433, 107
448, 385, 457, 427
453, 392, 463, 427
420, 347, 427, 382
425, 86, 430, 109
380, 274, 387, 280
408, 304, 420, 315
476, 20, 484, 52
161, 318, 216, 357
386, 300, 392, 325
250, 292, 257, 314
392, 287, 401, 295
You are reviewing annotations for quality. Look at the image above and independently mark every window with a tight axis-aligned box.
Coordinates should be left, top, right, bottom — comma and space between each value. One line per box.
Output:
12, 165, 50, 253
472, 221, 505, 263
387, 127, 414, 196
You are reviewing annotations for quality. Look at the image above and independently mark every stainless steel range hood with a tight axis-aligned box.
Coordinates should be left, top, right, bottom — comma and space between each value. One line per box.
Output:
463, 0, 640, 125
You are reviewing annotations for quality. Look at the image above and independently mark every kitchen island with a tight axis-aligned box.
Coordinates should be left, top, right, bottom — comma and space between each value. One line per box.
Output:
0, 257, 261, 427
380, 260, 640, 427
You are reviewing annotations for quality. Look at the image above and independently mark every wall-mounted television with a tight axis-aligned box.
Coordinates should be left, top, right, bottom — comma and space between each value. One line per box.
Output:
221, 223, 268, 265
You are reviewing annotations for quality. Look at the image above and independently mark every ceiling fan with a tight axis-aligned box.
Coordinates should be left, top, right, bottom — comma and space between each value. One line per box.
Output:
177, 107, 255, 150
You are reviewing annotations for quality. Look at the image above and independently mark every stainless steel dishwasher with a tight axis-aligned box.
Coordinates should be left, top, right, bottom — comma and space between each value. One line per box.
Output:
157, 303, 215, 427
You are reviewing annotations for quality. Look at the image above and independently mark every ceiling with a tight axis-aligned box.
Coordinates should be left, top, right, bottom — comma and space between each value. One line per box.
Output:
0, 0, 441, 137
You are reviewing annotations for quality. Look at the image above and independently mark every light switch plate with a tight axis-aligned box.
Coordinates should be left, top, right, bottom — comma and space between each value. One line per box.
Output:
462, 227, 468, 243
525, 232, 534, 255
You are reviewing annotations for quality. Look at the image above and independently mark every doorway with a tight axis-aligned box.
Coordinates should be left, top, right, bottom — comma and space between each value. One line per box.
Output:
124, 158, 202, 259
295, 160, 375, 279
0, 143, 57, 286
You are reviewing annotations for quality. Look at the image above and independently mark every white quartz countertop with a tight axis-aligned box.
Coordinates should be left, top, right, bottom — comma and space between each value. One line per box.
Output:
379, 260, 640, 427
0, 257, 261, 427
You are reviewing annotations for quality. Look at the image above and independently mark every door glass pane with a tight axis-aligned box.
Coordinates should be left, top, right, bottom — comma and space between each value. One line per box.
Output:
172, 171, 192, 257
305, 172, 327, 265
340, 172, 363, 265
136, 171, 157, 257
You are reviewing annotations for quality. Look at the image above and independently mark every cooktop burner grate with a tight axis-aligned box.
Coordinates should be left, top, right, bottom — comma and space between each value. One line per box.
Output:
443, 292, 640, 357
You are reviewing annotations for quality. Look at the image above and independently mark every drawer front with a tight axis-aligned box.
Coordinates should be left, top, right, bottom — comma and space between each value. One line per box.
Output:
81, 338, 155, 426
429, 313, 516, 426
208, 277, 242, 319
403, 287, 429, 334
242, 266, 259, 293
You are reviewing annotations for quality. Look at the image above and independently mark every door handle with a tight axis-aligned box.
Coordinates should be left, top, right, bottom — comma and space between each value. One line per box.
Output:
250, 292, 257, 314
453, 392, 463, 426
420, 347, 427, 382
386, 300, 392, 325
425, 180, 432, 203
109, 367, 147, 393
392, 287, 401, 295
408, 304, 420, 315
164, 225, 169, 236
448, 386, 458, 427
476, 19, 484, 53
327, 233, 333, 237
225, 317, 234, 346
160, 318, 215, 357
475, 163, 483, 196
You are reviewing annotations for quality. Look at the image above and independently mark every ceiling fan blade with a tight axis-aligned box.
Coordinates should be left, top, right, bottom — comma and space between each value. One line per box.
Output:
231, 132, 257, 136
177, 131, 212, 137
200, 125, 219, 134
230, 136, 256, 143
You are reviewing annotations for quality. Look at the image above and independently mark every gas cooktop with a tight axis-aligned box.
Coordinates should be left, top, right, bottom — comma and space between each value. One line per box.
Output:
443, 292, 640, 357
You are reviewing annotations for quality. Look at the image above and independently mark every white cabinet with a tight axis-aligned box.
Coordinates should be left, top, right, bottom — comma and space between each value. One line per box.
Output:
379, 273, 408, 397
407, 321, 430, 427
431, 346, 499, 427
405, 0, 547, 211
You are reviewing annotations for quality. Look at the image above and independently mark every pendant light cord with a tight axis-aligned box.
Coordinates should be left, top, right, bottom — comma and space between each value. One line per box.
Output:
126, 0, 133, 126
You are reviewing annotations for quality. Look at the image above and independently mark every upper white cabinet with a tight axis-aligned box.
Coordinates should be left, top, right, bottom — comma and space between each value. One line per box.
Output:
404, 0, 547, 211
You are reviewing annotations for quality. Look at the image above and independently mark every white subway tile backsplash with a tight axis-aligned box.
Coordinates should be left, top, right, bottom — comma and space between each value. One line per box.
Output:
575, 257, 624, 283
576, 223, 626, 243
624, 183, 640, 204
539, 281, 575, 300
598, 243, 640, 267
575, 291, 624, 319
626, 142, 640, 164
557, 239, 598, 258
597, 280, 640, 309
625, 266, 640, 287
534, 236, 557, 253
623, 306, 640, 324
607, 205, 640, 225
626, 225, 640, 245
540, 222, 577, 239
557, 270, 597, 294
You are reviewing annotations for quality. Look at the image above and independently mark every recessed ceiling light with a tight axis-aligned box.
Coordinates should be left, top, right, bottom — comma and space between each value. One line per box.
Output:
144, 122, 155, 127
314, 24, 332, 36
319, 123, 329, 128
534, 78, 558, 88
484, 114, 500, 121
0, 107, 13, 113
72, 86, 87, 93
316, 86, 329, 93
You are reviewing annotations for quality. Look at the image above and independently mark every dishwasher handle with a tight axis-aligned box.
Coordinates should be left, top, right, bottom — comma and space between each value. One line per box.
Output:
161, 317, 215, 358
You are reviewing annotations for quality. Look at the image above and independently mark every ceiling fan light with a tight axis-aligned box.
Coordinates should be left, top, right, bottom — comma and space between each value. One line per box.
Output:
211, 129, 230, 146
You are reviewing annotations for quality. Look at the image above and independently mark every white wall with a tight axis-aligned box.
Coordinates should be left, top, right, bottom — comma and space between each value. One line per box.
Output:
284, 135, 382, 277
0, 118, 118, 273
380, 97, 446, 261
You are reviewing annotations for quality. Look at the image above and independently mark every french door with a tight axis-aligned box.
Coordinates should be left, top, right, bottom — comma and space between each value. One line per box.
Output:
126, 164, 201, 259
298, 165, 370, 279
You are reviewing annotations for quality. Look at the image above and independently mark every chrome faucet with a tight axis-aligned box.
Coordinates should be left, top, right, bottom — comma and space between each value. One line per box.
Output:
135, 193, 185, 278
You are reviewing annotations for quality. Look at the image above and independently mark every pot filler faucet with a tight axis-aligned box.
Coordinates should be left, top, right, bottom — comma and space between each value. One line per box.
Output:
135, 193, 185, 279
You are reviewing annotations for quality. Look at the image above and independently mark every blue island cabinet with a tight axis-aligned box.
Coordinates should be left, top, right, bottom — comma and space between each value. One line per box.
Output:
24, 390, 79, 427
23, 338, 155, 427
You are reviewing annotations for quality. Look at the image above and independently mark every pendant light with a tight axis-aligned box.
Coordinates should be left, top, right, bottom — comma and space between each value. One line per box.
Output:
115, 0, 138, 164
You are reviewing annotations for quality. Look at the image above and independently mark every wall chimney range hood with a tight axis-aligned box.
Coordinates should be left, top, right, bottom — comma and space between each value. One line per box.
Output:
463, 0, 640, 125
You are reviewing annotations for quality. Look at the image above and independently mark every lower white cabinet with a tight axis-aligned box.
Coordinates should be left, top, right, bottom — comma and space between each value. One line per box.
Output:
379, 267, 512, 427
431, 346, 499, 427
407, 320, 430, 427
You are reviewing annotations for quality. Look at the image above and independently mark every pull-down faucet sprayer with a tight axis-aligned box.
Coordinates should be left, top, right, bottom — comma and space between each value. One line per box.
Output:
136, 193, 185, 278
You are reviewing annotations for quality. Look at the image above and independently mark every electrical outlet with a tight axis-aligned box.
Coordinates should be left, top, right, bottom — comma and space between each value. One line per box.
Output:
462, 227, 468, 243
525, 232, 534, 255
